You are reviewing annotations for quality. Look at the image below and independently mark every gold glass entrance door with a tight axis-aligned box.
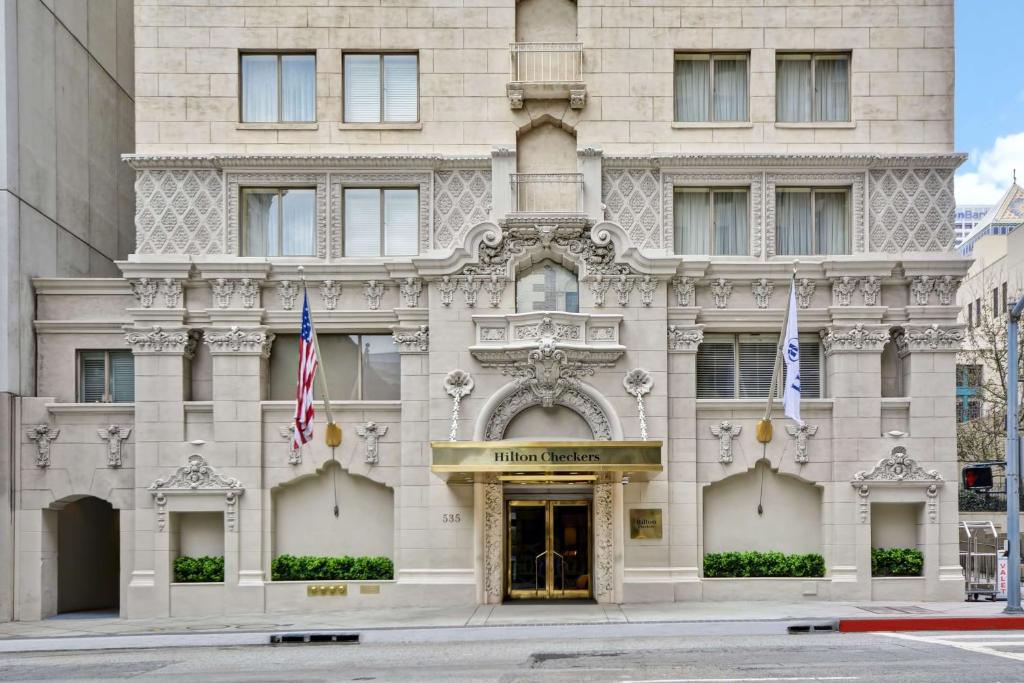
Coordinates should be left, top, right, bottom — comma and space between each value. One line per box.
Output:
507, 500, 591, 599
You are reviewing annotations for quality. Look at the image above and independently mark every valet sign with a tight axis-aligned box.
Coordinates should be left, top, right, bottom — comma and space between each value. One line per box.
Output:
430, 440, 663, 474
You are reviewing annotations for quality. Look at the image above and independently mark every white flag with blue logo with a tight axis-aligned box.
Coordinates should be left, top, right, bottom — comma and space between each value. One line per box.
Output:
783, 284, 802, 425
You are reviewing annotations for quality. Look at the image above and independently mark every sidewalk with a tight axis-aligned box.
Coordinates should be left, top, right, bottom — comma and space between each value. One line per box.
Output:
0, 600, 1016, 653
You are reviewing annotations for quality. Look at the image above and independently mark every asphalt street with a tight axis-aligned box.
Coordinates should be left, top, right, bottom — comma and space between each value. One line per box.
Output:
1, 631, 1024, 682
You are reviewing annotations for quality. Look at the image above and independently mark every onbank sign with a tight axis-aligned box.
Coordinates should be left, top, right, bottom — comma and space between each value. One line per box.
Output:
430, 440, 663, 475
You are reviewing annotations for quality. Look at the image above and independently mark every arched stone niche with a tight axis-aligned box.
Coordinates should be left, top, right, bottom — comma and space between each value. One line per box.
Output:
504, 404, 593, 440
702, 460, 823, 556
271, 460, 394, 559
474, 381, 622, 441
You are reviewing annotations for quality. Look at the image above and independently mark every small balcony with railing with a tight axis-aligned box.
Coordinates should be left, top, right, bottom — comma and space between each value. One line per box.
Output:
507, 42, 586, 110
509, 172, 584, 215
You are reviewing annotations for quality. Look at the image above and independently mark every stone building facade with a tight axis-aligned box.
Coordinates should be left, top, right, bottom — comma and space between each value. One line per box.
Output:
11, 0, 970, 620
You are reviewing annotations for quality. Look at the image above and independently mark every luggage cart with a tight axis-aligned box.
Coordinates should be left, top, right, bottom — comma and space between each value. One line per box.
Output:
960, 521, 999, 601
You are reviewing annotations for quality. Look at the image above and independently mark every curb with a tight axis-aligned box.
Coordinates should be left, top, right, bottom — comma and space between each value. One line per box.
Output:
838, 616, 1024, 632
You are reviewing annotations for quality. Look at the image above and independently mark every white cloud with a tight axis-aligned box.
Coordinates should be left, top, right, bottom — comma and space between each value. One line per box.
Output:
955, 131, 1024, 204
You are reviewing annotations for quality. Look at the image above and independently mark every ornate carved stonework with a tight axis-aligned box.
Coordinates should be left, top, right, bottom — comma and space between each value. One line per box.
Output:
26, 425, 59, 468
483, 482, 503, 604
623, 369, 653, 440
392, 325, 429, 353
603, 168, 662, 249
278, 424, 300, 465
710, 278, 733, 309
909, 275, 935, 306
935, 275, 960, 306
204, 326, 274, 356
135, 169, 225, 255
766, 172, 865, 256
98, 425, 131, 468
852, 446, 944, 523
444, 370, 474, 442
433, 170, 492, 251
319, 280, 341, 310
363, 280, 385, 310
438, 276, 457, 306
484, 385, 612, 441
831, 276, 857, 306
903, 324, 964, 351
211, 278, 234, 309
638, 276, 657, 307
868, 167, 955, 253
159, 278, 183, 308
278, 280, 298, 311
612, 275, 634, 307
228, 171, 327, 257
671, 276, 695, 307
569, 87, 586, 109
131, 278, 158, 308
589, 276, 612, 308
484, 275, 506, 308
820, 324, 889, 356
785, 423, 818, 464
751, 278, 774, 309
667, 324, 703, 352
462, 224, 629, 280
592, 483, 615, 603
400, 277, 423, 307
150, 454, 245, 532
125, 326, 194, 354
861, 276, 881, 306
355, 422, 388, 465
796, 278, 815, 309
237, 278, 259, 309
461, 274, 482, 307
710, 421, 741, 464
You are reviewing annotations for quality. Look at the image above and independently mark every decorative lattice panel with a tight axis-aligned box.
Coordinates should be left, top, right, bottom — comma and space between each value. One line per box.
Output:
868, 168, 955, 253
433, 170, 492, 250
602, 168, 662, 249
135, 170, 225, 255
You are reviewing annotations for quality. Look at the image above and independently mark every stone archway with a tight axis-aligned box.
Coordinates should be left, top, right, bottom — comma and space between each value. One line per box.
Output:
482, 384, 614, 441
51, 496, 120, 615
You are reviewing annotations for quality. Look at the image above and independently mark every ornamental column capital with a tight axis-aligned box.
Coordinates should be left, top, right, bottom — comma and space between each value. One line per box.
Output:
203, 326, 275, 356
896, 323, 965, 355
667, 324, 704, 353
123, 325, 197, 356
819, 323, 889, 357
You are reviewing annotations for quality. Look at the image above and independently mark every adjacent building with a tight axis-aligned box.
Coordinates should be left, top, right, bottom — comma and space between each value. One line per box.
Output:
954, 204, 993, 248
11, 0, 970, 620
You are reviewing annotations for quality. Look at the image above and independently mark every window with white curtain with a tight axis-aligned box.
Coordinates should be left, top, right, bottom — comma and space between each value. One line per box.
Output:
241, 53, 316, 123
776, 53, 850, 123
343, 188, 419, 257
79, 350, 134, 403
674, 53, 749, 122
241, 188, 316, 257
775, 188, 850, 255
696, 334, 822, 400
344, 53, 418, 123
673, 188, 749, 255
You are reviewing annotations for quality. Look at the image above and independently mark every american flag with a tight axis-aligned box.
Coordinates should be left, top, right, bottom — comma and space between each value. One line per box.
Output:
293, 290, 318, 450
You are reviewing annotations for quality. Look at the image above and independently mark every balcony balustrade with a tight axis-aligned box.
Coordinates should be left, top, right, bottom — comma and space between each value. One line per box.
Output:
507, 42, 586, 109
509, 173, 584, 214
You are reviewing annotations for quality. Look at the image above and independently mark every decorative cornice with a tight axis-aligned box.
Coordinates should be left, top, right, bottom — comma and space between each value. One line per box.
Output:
852, 447, 944, 485
150, 454, 244, 493
820, 323, 889, 356
603, 153, 967, 170
123, 153, 491, 170
124, 325, 196, 355
203, 326, 275, 355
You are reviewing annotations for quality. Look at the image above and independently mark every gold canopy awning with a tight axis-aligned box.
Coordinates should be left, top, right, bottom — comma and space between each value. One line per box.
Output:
430, 440, 663, 481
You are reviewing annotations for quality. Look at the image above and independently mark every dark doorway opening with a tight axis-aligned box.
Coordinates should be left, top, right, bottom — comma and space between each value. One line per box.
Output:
57, 497, 119, 615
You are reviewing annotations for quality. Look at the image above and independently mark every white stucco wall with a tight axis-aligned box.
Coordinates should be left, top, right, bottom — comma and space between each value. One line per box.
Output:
175, 512, 225, 558
871, 503, 922, 549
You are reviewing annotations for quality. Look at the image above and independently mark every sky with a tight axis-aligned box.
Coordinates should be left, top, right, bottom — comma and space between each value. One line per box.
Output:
954, 0, 1024, 205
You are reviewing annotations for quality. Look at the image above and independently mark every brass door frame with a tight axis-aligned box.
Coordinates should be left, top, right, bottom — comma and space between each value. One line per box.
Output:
506, 499, 591, 600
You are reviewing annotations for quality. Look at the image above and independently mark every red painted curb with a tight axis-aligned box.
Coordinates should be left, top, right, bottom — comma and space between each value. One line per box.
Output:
838, 616, 1024, 632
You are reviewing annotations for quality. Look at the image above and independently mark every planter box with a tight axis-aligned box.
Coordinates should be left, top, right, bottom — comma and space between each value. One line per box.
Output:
170, 583, 224, 617
871, 576, 926, 601
701, 577, 831, 601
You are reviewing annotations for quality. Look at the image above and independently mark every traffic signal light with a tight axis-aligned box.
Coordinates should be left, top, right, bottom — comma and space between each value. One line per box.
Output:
962, 464, 994, 490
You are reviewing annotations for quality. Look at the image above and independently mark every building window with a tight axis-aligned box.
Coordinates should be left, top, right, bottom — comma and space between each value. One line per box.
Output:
776, 53, 850, 123
696, 334, 822, 400
269, 334, 400, 401
967, 303, 973, 329
776, 188, 850, 255
993, 287, 1001, 317
241, 188, 316, 257
79, 350, 134, 403
674, 53, 749, 123
975, 298, 982, 323
343, 188, 418, 257
516, 260, 579, 313
343, 53, 418, 124
956, 363, 982, 423
241, 53, 315, 123
1002, 282, 1009, 313
674, 188, 749, 255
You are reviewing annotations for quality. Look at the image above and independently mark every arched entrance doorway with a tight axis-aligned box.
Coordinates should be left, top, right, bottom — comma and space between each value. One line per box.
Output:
54, 496, 120, 615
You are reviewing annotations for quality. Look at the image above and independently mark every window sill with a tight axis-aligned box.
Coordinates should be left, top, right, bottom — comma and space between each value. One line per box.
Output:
775, 122, 856, 129
236, 122, 319, 130
338, 122, 422, 131
695, 398, 834, 411
671, 121, 753, 129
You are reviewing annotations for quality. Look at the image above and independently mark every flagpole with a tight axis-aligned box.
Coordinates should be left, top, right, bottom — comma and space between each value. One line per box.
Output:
757, 260, 799, 443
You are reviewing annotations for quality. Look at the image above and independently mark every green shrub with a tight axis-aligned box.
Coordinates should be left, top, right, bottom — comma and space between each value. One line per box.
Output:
173, 555, 224, 583
703, 551, 825, 578
871, 547, 923, 577
271, 555, 394, 581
